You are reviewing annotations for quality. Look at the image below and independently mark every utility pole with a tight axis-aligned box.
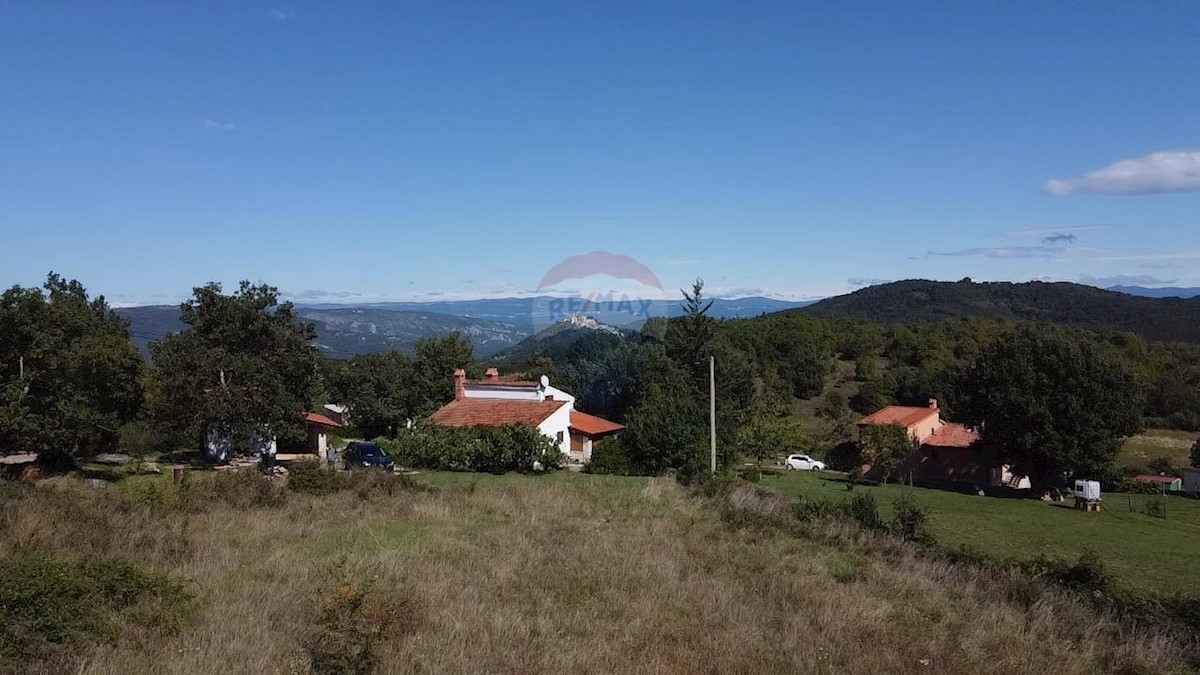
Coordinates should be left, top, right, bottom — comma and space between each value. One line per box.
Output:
18, 356, 23, 380
709, 355, 716, 475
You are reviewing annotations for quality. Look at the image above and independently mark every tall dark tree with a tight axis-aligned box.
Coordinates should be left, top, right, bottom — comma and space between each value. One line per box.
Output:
665, 278, 715, 389
147, 282, 322, 449
329, 334, 476, 438
0, 274, 144, 462
620, 355, 708, 477
959, 324, 1144, 486
328, 351, 414, 439
407, 334, 477, 416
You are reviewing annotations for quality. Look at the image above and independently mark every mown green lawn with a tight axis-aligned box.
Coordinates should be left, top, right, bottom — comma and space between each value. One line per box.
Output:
760, 470, 1200, 596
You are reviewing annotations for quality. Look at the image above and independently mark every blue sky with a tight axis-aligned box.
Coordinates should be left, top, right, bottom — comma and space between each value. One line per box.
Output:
2, 1, 1199, 305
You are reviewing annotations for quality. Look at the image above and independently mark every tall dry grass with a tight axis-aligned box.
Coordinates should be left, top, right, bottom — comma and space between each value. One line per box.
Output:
0, 472, 1192, 674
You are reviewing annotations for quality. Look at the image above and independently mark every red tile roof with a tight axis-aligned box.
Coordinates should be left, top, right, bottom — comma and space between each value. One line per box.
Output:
923, 423, 980, 448
857, 405, 939, 429
303, 412, 342, 428
569, 410, 624, 437
1135, 474, 1179, 485
429, 398, 567, 428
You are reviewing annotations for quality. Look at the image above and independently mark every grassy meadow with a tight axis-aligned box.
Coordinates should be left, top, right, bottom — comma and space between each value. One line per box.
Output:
761, 470, 1200, 596
1119, 428, 1199, 470
1, 468, 1195, 674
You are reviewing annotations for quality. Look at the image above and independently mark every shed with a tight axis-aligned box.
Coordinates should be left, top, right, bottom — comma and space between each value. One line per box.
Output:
1135, 474, 1182, 492
303, 412, 342, 456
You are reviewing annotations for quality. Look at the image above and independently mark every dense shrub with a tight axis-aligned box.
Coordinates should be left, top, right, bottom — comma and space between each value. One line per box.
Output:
889, 492, 934, 545
0, 552, 192, 670
205, 469, 288, 508
288, 459, 350, 496
738, 466, 762, 483
582, 437, 634, 475
1142, 497, 1167, 518
843, 492, 884, 530
379, 424, 562, 474
304, 566, 422, 675
1021, 550, 1110, 594
792, 495, 841, 521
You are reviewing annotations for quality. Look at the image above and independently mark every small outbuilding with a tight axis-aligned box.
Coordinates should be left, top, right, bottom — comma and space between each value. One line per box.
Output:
1185, 468, 1200, 497
303, 412, 342, 456
1135, 474, 1183, 493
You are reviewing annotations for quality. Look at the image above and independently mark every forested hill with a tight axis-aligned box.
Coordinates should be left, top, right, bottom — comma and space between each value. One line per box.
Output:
798, 279, 1200, 343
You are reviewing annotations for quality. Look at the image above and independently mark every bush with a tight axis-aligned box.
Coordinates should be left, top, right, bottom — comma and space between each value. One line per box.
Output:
1022, 550, 1110, 594
382, 424, 563, 474
582, 437, 634, 475
738, 466, 762, 483
288, 459, 349, 496
843, 492, 884, 531
304, 565, 421, 675
793, 495, 841, 521
889, 492, 934, 545
694, 473, 742, 499
208, 469, 288, 508
0, 552, 192, 669
118, 420, 162, 467
1143, 497, 1167, 518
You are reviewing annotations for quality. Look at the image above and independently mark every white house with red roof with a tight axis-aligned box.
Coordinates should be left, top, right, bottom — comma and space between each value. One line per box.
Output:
857, 399, 1030, 489
429, 368, 623, 465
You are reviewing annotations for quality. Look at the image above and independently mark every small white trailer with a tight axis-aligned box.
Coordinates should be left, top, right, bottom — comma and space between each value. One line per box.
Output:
1074, 479, 1102, 512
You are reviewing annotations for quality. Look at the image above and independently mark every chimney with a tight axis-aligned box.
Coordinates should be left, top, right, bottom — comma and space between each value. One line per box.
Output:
453, 369, 466, 400
484, 367, 499, 381
928, 398, 938, 410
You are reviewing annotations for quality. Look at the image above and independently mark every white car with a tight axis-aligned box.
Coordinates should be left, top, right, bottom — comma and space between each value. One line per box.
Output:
785, 454, 826, 471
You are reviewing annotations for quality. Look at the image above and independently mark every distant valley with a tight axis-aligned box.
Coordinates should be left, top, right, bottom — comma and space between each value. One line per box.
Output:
117, 295, 813, 358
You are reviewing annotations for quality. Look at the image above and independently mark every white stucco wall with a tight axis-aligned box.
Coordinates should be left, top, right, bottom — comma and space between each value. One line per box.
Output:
536, 404, 574, 456
543, 385, 576, 406
463, 385, 540, 401
908, 414, 943, 444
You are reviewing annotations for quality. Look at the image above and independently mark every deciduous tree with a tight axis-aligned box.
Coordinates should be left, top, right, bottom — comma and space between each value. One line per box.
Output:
859, 423, 912, 483
959, 324, 1143, 486
147, 282, 322, 449
0, 274, 144, 463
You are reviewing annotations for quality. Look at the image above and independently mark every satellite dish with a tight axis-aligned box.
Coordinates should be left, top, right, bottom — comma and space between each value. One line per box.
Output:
539, 375, 550, 388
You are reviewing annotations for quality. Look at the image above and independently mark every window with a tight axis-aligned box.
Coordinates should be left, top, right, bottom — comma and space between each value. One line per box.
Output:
556, 431, 564, 443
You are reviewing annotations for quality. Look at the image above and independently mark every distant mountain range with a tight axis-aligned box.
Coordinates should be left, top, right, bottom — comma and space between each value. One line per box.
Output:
799, 279, 1200, 343
1105, 285, 1200, 299
117, 295, 812, 359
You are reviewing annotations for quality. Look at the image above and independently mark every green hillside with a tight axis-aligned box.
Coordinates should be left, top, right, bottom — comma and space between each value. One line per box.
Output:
800, 279, 1200, 343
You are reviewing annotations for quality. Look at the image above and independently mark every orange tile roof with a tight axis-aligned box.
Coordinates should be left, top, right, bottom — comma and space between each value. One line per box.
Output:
923, 423, 980, 448
569, 410, 624, 437
429, 398, 567, 428
303, 412, 342, 428
1135, 474, 1179, 485
857, 405, 939, 429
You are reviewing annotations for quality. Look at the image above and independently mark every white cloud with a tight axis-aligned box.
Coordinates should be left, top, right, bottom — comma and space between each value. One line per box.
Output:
847, 277, 890, 287
201, 119, 237, 132
265, 8, 295, 20
926, 245, 1065, 260
1001, 224, 1115, 237
1046, 150, 1200, 195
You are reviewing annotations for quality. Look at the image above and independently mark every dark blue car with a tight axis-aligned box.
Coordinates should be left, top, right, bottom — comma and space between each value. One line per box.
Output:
343, 441, 395, 472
